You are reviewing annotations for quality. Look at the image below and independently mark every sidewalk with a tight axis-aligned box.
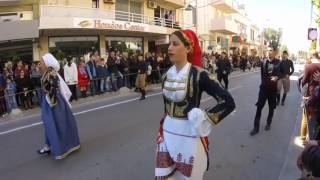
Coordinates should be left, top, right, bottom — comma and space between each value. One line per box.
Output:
0, 83, 162, 124
0, 69, 255, 124
278, 105, 304, 180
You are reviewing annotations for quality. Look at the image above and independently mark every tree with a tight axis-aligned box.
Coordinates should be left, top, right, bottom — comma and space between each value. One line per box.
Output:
312, 0, 320, 25
263, 28, 282, 50
54, 50, 65, 62
280, 44, 288, 53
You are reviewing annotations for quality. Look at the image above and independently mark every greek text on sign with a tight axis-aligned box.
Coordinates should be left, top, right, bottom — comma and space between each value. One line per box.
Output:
74, 18, 149, 32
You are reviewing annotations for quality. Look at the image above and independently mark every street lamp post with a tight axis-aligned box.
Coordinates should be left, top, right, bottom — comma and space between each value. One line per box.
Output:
185, 0, 198, 34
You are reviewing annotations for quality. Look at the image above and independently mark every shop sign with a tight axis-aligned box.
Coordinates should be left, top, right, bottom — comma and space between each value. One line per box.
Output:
74, 18, 149, 32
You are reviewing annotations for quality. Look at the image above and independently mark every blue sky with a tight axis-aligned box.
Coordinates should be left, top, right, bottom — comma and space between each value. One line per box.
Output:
238, 0, 311, 54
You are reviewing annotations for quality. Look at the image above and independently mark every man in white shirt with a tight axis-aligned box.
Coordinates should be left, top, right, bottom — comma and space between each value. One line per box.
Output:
64, 56, 78, 102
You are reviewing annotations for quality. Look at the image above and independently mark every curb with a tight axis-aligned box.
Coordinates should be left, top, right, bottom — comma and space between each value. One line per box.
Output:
278, 105, 304, 180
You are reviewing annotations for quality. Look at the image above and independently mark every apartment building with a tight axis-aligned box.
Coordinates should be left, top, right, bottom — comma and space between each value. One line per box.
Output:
0, 0, 39, 63
0, 0, 191, 62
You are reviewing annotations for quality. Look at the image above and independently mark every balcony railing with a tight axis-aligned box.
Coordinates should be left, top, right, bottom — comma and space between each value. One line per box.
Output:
40, 5, 193, 30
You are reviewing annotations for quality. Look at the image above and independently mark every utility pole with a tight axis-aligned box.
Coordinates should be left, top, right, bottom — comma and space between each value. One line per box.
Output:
195, 0, 198, 34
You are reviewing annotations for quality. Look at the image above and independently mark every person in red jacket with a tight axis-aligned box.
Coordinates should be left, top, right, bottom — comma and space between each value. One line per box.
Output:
77, 57, 89, 98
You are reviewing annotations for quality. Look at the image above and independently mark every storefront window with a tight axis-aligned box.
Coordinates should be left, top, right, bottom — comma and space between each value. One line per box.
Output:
0, 40, 33, 64
49, 36, 99, 59
105, 37, 143, 54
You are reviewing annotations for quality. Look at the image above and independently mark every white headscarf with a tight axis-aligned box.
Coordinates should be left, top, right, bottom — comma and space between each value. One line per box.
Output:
42, 53, 72, 107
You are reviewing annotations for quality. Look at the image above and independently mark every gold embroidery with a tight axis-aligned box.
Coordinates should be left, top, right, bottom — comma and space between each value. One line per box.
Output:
209, 73, 217, 81
163, 86, 186, 91
163, 63, 191, 102
205, 111, 224, 125
174, 102, 189, 118
170, 101, 174, 117
165, 79, 188, 83
189, 73, 193, 98
55, 145, 81, 160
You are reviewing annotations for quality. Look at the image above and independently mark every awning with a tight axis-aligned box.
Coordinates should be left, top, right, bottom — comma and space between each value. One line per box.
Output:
0, 20, 39, 41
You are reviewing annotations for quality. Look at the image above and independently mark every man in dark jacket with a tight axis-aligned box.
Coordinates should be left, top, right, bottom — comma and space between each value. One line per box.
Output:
128, 53, 138, 88
216, 51, 232, 90
86, 54, 98, 96
117, 53, 129, 88
148, 52, 160, 84
250, 46, 281, 136
107, 50, 119, 91
277, 50, 294, 106
136, 54, 147, 100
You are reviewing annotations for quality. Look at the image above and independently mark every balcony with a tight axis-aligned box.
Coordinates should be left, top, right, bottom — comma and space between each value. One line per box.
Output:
211, 0, 239, 14
0, 0, 21, 6
161, 0, 185, 8
210, 16, 237, 35
39, 5, 192, 34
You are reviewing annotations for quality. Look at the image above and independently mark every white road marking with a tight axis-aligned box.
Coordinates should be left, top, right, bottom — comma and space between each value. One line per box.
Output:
0, 71, 253, 136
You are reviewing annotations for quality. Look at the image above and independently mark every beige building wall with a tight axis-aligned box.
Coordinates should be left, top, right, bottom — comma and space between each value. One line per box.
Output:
0, 0, 39, 19
0, 0, 40, 62
143, 37, 149, 53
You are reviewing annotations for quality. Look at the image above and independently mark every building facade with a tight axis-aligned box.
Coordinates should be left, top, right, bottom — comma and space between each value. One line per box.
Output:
184, 0, 264, 56
187, 0, 240, 53
1, 0, 191, 62
0, 0, 39, 63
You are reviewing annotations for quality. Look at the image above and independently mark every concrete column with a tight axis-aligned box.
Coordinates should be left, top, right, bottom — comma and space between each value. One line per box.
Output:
143, 37, 149, 54
32, 42, 40, 61
39, 35, 49, 57
99, 33, 106, 57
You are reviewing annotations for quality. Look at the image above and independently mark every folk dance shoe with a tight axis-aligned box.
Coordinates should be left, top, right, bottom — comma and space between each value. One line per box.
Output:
37, 146, 51, 155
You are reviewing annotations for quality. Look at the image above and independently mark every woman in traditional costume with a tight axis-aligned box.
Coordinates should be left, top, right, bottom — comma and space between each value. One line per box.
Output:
155, 30, 236, 179
37, 53, 80, 160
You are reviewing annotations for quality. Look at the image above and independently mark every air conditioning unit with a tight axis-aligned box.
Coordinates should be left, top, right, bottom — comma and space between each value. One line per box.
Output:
0, 13, 19, 23
148, 0, 157, 9
104, 0, 115, 3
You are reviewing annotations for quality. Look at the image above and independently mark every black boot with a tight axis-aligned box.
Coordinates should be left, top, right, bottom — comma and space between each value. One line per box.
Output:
82, 91, 87, 98
265, 124, 271, 131
139, 89, 146, 100
250, 127, 259, 136
281, 93, 287, 106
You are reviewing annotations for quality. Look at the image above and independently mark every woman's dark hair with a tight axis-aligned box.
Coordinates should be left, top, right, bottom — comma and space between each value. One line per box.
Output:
172, 31, 190, 47
302, 146, 320, 177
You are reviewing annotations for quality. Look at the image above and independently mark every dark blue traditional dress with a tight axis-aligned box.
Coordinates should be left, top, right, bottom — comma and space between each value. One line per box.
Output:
40, 68, 80, 159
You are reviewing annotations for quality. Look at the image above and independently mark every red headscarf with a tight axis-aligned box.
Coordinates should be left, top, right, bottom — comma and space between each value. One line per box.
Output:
180, 29, 203, 67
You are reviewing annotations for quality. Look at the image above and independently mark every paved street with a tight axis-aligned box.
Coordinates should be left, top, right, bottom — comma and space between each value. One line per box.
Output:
0, 69, 303, 180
